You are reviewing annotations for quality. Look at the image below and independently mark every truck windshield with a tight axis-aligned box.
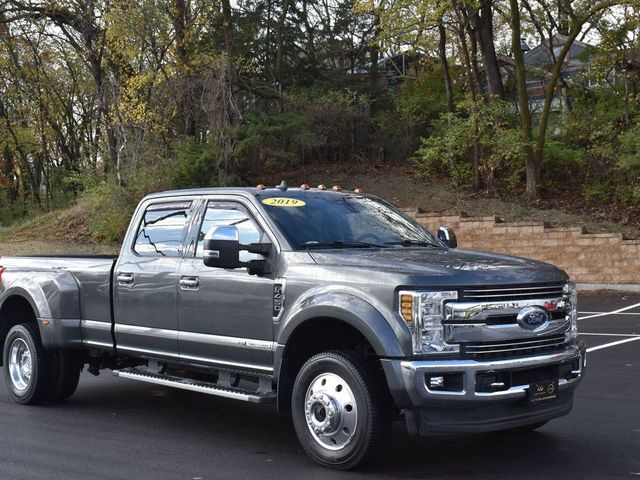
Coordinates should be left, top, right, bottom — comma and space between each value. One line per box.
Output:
259, 192, 442, 250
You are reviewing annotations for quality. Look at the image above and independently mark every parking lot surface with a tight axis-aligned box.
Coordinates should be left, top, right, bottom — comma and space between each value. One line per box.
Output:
0, 291, 638, 479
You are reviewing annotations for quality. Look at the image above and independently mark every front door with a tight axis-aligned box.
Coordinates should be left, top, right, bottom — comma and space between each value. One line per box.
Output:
114, 199, 194, 359
177, 200, 276, 372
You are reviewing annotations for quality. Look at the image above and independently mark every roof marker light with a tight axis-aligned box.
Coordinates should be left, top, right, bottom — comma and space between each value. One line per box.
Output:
256, 184, 266, 190
354, 188, 364, 193
332, 185, 342, 191
300, 183, 310, 190
317, 184, 327, 190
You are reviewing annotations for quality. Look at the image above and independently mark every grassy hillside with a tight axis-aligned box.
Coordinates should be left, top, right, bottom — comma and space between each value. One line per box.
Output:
258, 165, 640, 237
0, 204, 119, 256
1, 165, 638, 257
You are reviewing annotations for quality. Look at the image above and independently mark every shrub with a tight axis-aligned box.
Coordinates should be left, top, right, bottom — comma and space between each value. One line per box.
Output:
235, 111, 313, 169
541, 140, 586, 187
172, 138, 234, 189
414, 100, 525, 189
616, 123, 640, 205
82, 164, 173, 243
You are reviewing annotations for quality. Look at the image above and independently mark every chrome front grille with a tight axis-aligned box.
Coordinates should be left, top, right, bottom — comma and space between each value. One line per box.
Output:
445, 283, 570, 359
461, 284, 565, 302
463, 309, 567, 326
462, 334, 566, 359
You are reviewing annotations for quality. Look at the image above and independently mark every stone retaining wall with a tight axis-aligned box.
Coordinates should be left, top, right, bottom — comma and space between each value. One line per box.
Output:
404, 209, 640, 285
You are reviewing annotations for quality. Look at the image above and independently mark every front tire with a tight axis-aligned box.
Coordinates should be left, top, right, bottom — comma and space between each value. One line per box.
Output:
292, 351, 391, 470
3, 324, 51, 405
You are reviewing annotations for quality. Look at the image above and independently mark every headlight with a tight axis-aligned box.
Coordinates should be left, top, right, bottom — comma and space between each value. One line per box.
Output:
564, 282, 578, 341
399, 290, 458, 354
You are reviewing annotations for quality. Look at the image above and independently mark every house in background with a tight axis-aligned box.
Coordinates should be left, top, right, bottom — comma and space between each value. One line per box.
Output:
348, 52, 422, 88
522, 34, 594, 111
483, 34, 640, 112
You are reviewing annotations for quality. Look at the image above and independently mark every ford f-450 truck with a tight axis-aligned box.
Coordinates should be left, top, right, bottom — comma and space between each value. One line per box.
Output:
0, 184, 586, 469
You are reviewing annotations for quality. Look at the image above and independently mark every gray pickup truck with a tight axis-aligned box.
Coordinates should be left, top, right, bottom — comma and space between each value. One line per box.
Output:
0, 183, 585, 469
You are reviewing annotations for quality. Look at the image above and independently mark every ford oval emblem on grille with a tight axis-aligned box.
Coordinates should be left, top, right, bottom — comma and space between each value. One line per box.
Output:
517, 306, 549, 330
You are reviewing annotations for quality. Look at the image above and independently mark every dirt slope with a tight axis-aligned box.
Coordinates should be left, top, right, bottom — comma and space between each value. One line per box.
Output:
256, 164, 640, 238
1, 165, 637, 256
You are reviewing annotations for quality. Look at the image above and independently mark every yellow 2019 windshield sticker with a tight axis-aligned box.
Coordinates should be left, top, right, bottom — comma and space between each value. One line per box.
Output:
262, 197, 306, 207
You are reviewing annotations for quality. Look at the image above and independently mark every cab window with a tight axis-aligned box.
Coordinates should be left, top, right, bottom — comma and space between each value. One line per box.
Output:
196, 202, 264, 262
133, 201, 192, 257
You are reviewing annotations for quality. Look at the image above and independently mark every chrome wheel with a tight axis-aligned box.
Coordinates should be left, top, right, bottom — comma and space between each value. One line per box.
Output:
8, 338, 32, 391
305, 372, 358, 451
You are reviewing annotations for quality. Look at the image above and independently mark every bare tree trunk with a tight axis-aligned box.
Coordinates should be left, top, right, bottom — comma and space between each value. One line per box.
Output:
275, 0, 290, 112
222, 0, 234, 56
477, 0, 504, 99
455, 4, 484, 101
509, 0, 538, 201
456, 21, 482, 190
624, 73, 630, 126
2, 145, 17, 206
534, 28, 582, 183
472, 115, 481, 190
221, 0, 239, 131
438, 21, 455, 113
369, 11, 382, 89
456, 16, 480, 99
301, 0, 317, 69
265, 0, 273, 78
174, 0, 196, 137
463, 13, 485, 102
558, 0, 570, 35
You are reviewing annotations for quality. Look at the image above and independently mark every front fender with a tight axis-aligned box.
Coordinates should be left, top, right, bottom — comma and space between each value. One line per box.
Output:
0, 271, 82, 349
277, 291, 408, 358
273, 289, 413, 414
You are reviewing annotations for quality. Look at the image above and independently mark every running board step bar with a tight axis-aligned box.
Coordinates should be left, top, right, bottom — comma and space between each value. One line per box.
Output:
113, 368, 276, 404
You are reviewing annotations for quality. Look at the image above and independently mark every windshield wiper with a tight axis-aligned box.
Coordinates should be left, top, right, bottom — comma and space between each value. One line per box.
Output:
301, 240, 387, 249
384, 240, 441, 248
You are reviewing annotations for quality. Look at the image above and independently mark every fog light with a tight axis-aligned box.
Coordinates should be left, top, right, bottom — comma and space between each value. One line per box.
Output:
429, 376, 445, 389
426, 373, 464, 392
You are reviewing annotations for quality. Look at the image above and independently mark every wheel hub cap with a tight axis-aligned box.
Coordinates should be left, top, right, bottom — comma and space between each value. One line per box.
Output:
304, 372, 358, 451
8, 338, 32, 391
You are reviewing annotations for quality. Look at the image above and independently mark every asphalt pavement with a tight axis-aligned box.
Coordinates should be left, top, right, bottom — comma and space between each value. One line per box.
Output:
1, 291, 639, 480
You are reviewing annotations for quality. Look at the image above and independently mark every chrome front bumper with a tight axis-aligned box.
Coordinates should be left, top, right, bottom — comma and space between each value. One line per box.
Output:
382, 341, 586, 407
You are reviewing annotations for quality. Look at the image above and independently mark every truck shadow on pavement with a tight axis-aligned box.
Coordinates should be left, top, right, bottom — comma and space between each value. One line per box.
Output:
41, 374, 613, 480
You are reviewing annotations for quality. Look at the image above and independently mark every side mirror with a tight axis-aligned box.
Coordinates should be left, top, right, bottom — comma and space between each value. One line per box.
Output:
203, 226, 241, 268
203, 226, 272, 274
438, 226, 458, 249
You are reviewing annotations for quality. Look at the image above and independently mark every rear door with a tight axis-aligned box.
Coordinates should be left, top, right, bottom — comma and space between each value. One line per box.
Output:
114, 198, 196, 360
177, 198, 277, 372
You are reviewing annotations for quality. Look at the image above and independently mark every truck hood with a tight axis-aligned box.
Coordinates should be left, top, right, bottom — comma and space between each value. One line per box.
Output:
308, 247, 568, 285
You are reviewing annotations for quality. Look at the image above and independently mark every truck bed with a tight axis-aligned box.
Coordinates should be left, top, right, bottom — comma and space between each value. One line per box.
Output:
1, 255, 117, 347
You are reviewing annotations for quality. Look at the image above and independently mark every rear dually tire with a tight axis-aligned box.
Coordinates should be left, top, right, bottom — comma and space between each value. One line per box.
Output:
3, 324, 52, 405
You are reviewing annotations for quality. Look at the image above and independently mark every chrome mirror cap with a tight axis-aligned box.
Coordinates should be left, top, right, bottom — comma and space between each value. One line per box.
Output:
437, 226, 458, 249
203, 226, 240, 268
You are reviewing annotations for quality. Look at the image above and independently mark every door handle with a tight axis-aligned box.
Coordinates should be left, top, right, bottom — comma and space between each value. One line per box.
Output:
117, 272, 134, 285
179, 276, 200, 290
